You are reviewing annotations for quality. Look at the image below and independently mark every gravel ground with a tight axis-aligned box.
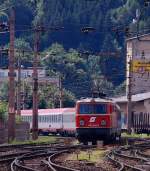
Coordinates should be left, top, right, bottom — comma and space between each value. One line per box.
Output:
53, 152, 118, 171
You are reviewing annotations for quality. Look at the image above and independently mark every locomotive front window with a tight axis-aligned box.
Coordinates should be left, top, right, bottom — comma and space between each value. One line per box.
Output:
95, 104, 106, 114
79, 104, 93, 114
79, 103, 107, 114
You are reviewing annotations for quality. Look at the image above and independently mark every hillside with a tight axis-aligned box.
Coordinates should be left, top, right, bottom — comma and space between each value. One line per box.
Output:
0, 0, 149, 108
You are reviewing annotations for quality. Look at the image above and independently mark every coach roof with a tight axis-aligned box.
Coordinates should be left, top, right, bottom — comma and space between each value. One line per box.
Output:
21, 108, 75, 115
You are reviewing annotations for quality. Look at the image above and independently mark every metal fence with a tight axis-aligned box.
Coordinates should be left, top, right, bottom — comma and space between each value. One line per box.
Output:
132, 112, 150, 134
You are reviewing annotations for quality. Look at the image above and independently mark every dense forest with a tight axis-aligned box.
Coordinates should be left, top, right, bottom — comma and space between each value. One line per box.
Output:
0, 0, 149, 109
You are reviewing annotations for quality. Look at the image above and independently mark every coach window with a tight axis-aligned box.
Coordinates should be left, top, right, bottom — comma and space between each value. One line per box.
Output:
51, 115, 52, 122
58, 115, 61, 122
22, 116, 24, 121
24, 116, 27, 122
21, 116, 24, 121
47, 116, 50, 122
72, 115, 74, 122
28, 116, 30, 122
42, 116, 44, 122
47, 116, 49, 122
40, 116, 42, 122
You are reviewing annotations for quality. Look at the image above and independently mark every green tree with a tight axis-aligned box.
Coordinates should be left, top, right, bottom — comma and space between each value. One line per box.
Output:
0, 102, 8, 121
0, 81, 8, 101
114, 81, 126, 96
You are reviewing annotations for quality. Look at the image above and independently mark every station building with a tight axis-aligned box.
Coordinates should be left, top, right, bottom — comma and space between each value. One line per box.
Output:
113, 92, 150, 129
126, 33, 150, 95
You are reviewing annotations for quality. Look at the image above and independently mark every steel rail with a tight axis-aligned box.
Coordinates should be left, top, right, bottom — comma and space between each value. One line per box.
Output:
48, 150, 80, 171
10, 150, 56, 171
107, 150, 145, 171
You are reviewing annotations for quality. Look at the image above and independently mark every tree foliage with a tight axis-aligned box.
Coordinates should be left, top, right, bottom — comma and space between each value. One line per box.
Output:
0, 0, 145, 107
0, 102, 8, 121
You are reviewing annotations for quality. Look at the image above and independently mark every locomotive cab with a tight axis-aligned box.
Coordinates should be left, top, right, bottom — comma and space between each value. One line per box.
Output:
75, 98, 121, 143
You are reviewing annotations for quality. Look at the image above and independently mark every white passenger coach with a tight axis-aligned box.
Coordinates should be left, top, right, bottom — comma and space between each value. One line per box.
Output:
21, 108, 76, 136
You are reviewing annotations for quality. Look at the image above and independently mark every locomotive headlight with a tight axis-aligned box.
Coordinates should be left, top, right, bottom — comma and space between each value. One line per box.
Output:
80, 120, 85, 126
101, 120, 106, 126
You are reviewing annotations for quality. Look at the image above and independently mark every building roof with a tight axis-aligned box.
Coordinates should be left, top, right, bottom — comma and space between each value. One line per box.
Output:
126, 33, 150, 41
77, 98, 114, 103
21, 108, 75, 115
113, 92, 150, 103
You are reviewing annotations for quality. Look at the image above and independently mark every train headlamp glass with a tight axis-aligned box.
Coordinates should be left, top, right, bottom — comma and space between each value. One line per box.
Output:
101, 120, 106, 126
80, 119, 85, 126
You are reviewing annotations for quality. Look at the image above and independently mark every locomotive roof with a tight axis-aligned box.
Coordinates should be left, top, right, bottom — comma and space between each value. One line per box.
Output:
77, 98, 115, 103
21, 108, 75, 115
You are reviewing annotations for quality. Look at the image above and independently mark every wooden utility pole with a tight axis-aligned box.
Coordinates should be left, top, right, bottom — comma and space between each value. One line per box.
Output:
127, 54, 132, 134
59, 75, 63, 108
32, 27, 40, 140
8, 7, 16, 141
17, 53, 21, 115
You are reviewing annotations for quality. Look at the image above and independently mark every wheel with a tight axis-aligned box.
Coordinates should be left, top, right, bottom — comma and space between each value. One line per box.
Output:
42, 132, 49, 136
92, 140, 97, 145
83, 141, 88, 145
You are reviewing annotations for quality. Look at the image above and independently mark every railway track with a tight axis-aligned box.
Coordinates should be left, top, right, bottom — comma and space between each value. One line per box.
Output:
107, 139, 150, 171
10, 145, 97, 171
0, 137, 150, 171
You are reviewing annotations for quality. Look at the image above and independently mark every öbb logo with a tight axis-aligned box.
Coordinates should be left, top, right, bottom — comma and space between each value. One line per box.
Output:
89, 117, 96, 123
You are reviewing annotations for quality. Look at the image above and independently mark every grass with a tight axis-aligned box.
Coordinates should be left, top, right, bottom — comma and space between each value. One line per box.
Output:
10, 136, 57, 145
67, 149, 107, 163
122, 133, 150, 138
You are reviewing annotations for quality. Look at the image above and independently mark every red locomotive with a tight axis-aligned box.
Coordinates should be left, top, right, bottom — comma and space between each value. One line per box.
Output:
75, 98, 121, 143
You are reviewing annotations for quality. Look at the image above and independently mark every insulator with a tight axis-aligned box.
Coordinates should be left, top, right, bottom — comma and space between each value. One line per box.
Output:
144, 0, 150, 6
125, 27, 130, 37
0, 22, 9, 32
81, 27, 95, 33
